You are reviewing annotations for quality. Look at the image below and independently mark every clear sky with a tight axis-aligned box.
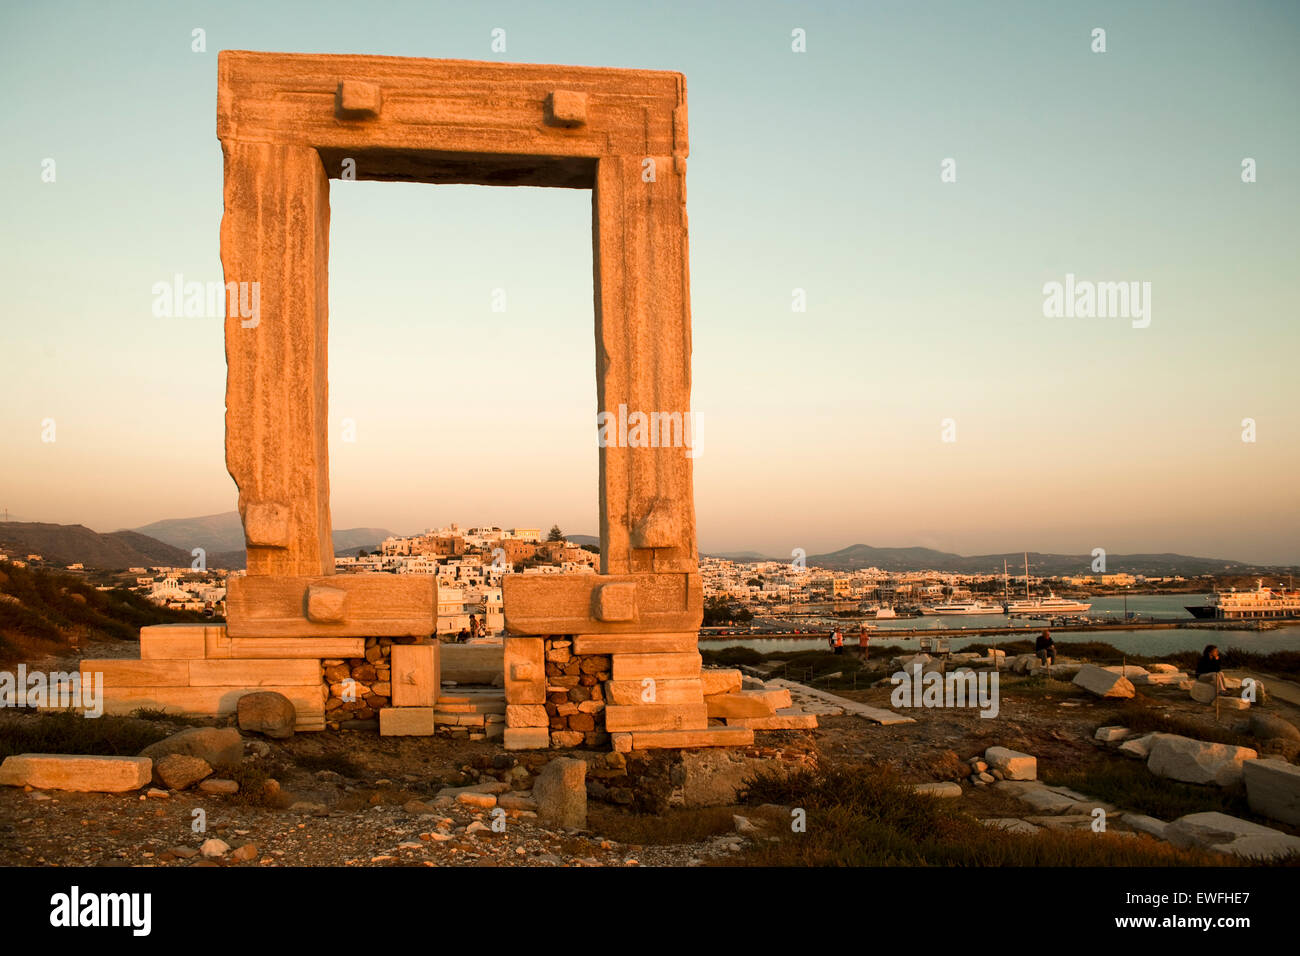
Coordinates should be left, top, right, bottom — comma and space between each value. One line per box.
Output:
1, 1, 1297, 564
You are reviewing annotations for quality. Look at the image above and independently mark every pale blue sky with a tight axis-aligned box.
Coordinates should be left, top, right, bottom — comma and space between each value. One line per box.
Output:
2, 1, 1297, 563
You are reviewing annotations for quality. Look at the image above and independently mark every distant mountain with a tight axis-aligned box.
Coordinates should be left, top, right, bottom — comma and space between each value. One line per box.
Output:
132, 512, 247, 554
0, 522, 191, 570
565, 534, 599, 547
803, 544, 1263, 576
705, 550, 781, 562
133, 513, 393, 570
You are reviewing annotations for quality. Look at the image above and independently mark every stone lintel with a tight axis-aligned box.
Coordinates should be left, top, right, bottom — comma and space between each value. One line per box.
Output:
502, 573, 701, 635
225, 573, 436, 638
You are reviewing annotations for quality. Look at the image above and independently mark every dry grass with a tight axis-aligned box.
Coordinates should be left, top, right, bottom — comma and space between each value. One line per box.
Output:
724, 763, 1226, 866
0, 712, 169, 759
588, 804, 740, 845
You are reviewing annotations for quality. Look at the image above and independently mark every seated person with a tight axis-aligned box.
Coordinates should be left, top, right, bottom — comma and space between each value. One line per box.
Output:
1195, 644, 1227, 693
1034, 630, 1056, 665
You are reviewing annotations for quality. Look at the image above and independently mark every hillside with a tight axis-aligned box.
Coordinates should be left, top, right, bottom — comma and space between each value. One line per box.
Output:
0, 522, 191, 570
0, 562, 208, 663
134, 512, 392, 569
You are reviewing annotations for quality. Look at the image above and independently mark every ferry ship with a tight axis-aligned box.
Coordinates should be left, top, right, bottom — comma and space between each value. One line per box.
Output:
1185, 581, 1300, 620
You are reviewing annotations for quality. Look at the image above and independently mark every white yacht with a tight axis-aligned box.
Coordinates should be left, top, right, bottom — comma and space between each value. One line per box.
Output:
1001, 553, 1090, 616
1003, 593, 1092, 616
924, 600, 1002, 615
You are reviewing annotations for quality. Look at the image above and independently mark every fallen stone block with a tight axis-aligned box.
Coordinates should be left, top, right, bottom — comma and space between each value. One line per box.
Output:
534, 757, 586, 829
1147, 734, 1258, 786
985, 746, 1036, 781
981, 818, 1040, 834
1012, 787, 1080, 815
0, 754, 152, 792
1123, 814, 1169, 839
1166, 811, 1300, 862
1023, 814, 1095, 829
198, 778, 239, 794
1118, 733, 1156, 759
1103, 664, 1149, 678
914, 782, 962, 798
1072, 664, 1135, 699
1094, 726, 1131, 742
1243, 758, 1300, 826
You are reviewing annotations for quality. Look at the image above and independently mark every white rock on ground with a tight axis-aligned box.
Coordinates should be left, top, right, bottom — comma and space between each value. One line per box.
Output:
1118, 734, 1156, 759
1243, 758, 1300, 826
985, 746, 1036, 781
981, 818, 1041, 834
199, 838, 230, 858
1094, 726, 1131, 742
1072, 664, 1135, 699
1146, 734, 1258, 787
913, 782, 962, 798
1165, 811, 1300, 862
1122, 814, 1169, 839
1103, 665, 1150, 678
1012, 787, 1081, 815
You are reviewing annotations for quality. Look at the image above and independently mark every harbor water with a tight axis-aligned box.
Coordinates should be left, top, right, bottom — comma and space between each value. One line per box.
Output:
702, 593, 1300, 657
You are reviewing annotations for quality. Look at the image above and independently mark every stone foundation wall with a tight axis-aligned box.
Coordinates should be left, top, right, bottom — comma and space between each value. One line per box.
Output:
323, 637, 410, 729
544, 639, 610, 749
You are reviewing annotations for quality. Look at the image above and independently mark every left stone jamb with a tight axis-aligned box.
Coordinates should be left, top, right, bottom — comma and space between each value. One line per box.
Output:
221, 140, 334, 580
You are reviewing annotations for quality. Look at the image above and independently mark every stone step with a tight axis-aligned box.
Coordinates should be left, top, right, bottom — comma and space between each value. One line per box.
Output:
619, 726, 756, 751
724, 709, 819, 730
